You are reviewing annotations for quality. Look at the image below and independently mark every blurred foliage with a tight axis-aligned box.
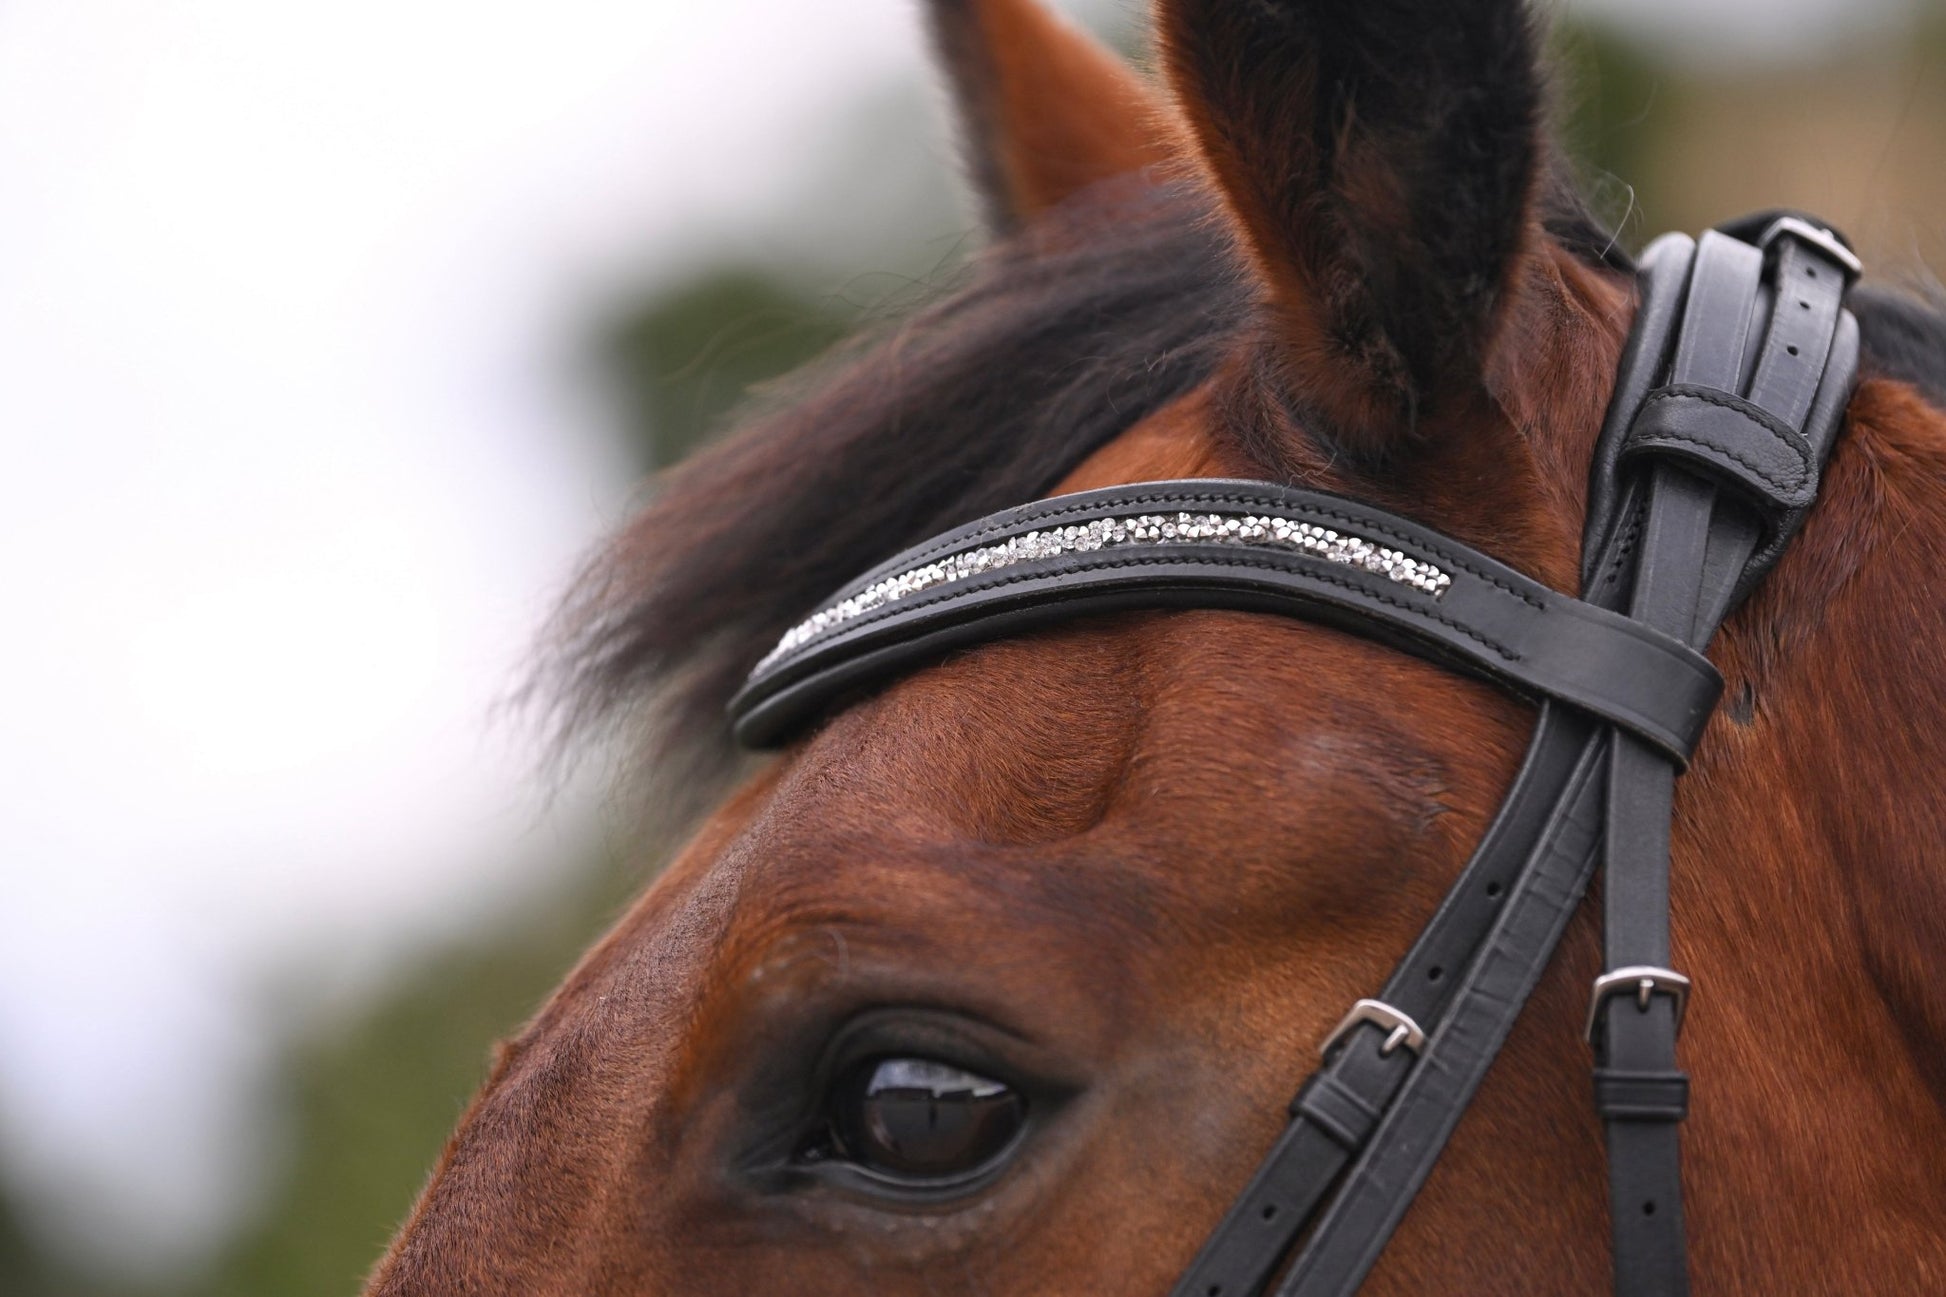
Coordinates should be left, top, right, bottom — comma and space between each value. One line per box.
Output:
193, 861, 641, 1297
0, 1188, 108, 1297
0, 152, 881, 1297
598, 270, 858, 472
1550, 19, 1665, 229
1558, 15, 1946, 272
4, 10, 1942, 1297
37, 856, 642, 1297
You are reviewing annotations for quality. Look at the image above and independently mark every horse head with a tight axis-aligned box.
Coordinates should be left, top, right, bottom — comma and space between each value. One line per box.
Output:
369, 1, 1946, 1292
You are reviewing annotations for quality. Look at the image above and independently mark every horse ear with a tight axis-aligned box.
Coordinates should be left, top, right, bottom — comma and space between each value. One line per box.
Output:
1157, 0, 1546, 457
926, 0, 1176, 232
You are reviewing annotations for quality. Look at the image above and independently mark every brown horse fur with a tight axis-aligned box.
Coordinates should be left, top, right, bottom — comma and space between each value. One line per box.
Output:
926, 0, 1178, 231
370, 0, 1946, 1292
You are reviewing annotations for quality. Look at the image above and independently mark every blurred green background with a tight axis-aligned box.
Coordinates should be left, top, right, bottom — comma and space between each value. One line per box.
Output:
2, 3, 1939, 1295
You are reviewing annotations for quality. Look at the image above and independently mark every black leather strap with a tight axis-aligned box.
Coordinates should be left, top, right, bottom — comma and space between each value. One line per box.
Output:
1594, 218, 1857, 1297
1583, 235, 1698, 578
1598, 466, 1714, 1297
1251, 421, 1669, 1297
731, 482, 1722, 761
1591, 226, 1861, 602
1590, 231, 1764, 1297
1626, 384, 1816, 508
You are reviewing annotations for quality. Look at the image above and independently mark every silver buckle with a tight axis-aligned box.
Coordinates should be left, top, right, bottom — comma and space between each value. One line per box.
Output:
1757, 215, 1863, 283
1320, 998, 1426, 1061
1584, 966, 1691, 1044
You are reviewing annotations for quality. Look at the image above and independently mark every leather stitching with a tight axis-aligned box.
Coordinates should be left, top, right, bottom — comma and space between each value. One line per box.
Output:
1635, 430, 1805, 497
1598, 501, 1646, 597
1633, 386, 1810, 491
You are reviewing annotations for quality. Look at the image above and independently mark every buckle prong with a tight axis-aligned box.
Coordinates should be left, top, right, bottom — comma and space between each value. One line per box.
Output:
1320, 998, 1426, 1061
1585, 966, 1691, 1044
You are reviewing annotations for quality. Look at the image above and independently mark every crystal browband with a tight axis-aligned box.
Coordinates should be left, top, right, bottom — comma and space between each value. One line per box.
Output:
729, 480, 1725, 761
757, 510, 1452, 672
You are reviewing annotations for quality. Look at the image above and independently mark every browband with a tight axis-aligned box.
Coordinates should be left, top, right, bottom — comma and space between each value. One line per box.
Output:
724, 213, 1862, 1297
729, 481, 1722, 761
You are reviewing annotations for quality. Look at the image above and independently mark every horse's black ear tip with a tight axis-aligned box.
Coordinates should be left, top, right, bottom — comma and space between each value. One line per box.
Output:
1156, 0, 1553, 455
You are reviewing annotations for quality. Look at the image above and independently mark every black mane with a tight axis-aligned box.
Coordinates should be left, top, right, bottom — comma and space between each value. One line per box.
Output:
547, 179, 1249, 785
1854, 279, 1946, 412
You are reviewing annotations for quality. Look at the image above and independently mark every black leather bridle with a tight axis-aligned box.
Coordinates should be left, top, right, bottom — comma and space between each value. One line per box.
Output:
726, 214, 1861, 1296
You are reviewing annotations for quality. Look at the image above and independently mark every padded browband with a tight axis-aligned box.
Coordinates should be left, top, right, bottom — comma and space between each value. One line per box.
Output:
728, 481, 1723, 761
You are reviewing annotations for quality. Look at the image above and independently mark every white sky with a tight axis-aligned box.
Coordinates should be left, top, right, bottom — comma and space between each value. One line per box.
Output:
0, 0, 1912, 1280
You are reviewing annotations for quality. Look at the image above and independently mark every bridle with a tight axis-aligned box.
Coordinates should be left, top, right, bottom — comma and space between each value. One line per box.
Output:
725, 214, 1862, 1296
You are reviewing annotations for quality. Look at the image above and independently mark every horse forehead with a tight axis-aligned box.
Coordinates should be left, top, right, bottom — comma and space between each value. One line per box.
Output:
706, 609, 1508, 969
773, 609, 1481, 845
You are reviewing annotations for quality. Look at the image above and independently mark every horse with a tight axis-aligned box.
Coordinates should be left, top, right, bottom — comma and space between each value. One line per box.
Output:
367, 0, 1946, 1292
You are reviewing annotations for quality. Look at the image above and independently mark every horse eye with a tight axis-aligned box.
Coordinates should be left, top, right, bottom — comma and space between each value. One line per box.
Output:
826, 1056, 1026, 1180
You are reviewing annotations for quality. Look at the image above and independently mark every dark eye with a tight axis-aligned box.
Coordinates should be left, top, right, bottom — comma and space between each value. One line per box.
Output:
824, 1056, 1026, 1180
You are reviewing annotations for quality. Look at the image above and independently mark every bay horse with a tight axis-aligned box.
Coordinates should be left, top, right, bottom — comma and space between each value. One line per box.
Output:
369, 0, 1946, 1292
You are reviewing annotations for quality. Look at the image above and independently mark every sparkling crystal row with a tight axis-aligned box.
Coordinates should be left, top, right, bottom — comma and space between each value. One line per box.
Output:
757, 511, 1452, 671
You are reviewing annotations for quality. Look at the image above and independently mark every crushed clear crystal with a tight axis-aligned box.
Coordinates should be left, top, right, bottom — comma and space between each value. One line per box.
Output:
755, 510, 1452, 672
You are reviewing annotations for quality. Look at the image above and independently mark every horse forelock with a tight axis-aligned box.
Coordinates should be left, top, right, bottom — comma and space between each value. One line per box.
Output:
539, 175, 1252, 808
